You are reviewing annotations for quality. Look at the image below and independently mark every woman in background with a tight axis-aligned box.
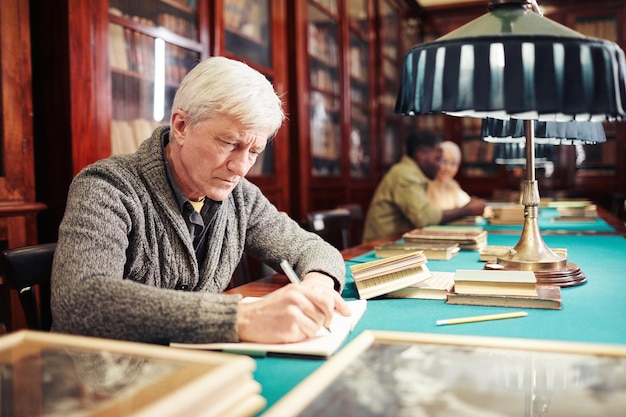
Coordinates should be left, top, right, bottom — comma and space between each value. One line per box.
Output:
427, 141, 472, 210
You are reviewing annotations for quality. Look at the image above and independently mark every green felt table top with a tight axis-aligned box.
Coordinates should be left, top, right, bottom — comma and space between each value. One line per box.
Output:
253, 234, 626, 415
482, 207, 615, 232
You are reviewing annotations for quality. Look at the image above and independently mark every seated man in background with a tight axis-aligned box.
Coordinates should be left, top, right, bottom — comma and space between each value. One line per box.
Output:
427, 140, 473, 210
51, 56, 350, 345
362, 131, 486, 242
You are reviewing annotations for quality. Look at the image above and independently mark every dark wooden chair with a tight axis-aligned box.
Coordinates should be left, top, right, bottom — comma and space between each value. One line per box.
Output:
337, 203, 364, 244
607, 192, 626, 221
305, 208, 353, 250
0, 243, 56, 331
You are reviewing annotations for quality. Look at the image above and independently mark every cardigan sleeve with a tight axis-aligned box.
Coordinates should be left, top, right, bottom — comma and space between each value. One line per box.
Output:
235, 180, 346, 292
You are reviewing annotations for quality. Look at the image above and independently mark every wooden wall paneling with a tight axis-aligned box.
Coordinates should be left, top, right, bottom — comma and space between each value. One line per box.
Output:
0, 0, 47, 331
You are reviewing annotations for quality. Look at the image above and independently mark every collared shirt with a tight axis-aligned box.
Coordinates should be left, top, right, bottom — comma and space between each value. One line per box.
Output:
160, 130, 221, 266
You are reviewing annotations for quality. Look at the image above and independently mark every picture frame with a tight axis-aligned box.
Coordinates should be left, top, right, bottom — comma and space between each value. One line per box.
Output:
0, 330, 264, 417
264, 330, 626, 417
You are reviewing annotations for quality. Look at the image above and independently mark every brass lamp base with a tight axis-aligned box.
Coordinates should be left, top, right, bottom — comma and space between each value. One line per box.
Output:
492, 203, 587, 288
490, 258, 587, 287
487, 120, 588, 288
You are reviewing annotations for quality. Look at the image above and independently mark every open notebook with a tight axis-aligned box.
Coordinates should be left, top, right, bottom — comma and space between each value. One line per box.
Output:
170, 299, 367, 358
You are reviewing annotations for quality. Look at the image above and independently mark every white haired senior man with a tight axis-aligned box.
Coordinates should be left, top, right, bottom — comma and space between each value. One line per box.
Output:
51, 56, 350, 345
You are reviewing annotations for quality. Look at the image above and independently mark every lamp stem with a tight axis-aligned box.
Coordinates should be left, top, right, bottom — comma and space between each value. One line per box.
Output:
497, 120, 567, 271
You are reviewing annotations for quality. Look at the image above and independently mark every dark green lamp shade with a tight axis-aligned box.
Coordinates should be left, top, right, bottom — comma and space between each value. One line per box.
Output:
481, 118, 606, 144
395, 2, 626, 122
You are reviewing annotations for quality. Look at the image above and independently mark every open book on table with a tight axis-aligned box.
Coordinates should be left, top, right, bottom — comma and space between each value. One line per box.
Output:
170, 299, 367, 358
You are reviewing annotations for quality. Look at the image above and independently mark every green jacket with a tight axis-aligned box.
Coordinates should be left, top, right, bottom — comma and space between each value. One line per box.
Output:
51, 126, 345, 344
363, 156, 443, 241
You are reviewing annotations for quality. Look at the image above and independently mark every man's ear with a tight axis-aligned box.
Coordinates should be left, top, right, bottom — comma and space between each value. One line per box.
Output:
170, 110, 187, 144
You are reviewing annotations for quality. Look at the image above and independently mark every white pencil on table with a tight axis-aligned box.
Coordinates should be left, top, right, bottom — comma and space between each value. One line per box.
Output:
436, 311, 528, 326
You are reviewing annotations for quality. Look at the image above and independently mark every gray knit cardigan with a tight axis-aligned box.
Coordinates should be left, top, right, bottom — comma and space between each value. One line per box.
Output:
50, 126, 346, 344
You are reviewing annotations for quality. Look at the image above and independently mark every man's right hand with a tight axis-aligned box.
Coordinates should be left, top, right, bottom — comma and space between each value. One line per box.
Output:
236, 283, 347, 344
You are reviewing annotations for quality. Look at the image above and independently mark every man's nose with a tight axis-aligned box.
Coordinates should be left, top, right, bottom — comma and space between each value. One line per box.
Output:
228, 151, 254, 176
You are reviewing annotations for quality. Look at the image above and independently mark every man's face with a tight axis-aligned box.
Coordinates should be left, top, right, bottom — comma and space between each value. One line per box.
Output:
174, 114, 271, 201
418, 144, 443, 180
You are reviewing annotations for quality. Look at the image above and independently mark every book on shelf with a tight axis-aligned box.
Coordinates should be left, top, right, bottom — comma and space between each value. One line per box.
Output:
402, 226, 487, 251
446, 285, 562, 310
479, 246, 567, 263
349, 251, 430, 300
171, 298, 367, 358
384, 271, 455, 300
453, 269, 538, 297
374, 241, 460, 260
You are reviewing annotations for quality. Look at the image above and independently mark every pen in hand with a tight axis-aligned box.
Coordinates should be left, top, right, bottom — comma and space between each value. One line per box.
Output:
279, 259, 332, 334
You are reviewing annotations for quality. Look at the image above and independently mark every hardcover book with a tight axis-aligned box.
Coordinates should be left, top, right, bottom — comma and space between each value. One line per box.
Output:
453, 269, 538, 297
374, 241, 460, 260
402, 227, 487, 251
446, 285, 562, 310
479, 245, 567, 263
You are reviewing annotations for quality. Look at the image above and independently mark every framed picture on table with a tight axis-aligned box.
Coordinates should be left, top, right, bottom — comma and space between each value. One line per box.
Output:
0, 330, 264, 417
264, 330, 626, 417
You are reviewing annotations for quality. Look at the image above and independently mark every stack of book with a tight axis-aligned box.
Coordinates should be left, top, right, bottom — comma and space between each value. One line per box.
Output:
402, 226, 487, 251
446, 269, 562, 310
485, 203, 525, 225
552, 202, 598, 222
349, 251, 430, 300
479, 245, 568, 263
374, 241, 460, 260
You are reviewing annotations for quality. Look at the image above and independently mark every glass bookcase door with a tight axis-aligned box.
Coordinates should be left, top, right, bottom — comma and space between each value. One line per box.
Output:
108, 0, 203, 156
308, 1, 342, 177
378, 0, 419, 171
379, 0, 400, 169
223, 0, 271, 68
222, 0, 275, 176
348, 35, 371, 178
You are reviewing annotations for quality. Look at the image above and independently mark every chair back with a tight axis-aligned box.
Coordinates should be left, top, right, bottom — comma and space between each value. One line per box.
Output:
1, 243, 56, 330
305, 208, 353, 250
336, 203, 364, 244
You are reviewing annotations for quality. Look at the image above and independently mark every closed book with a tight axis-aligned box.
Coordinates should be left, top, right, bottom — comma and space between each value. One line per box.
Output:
446, 285, 562, 310
402, 227, 487, 251
550, 216, 597, 223
385, 271, 455, 300
479, 246, 567, 263
454, 269, 537, 297
375, 242, 460, 260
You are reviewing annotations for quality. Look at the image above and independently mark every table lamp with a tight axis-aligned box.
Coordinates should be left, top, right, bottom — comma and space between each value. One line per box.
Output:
395, 0, 626, 287
481, 118, 606, 286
